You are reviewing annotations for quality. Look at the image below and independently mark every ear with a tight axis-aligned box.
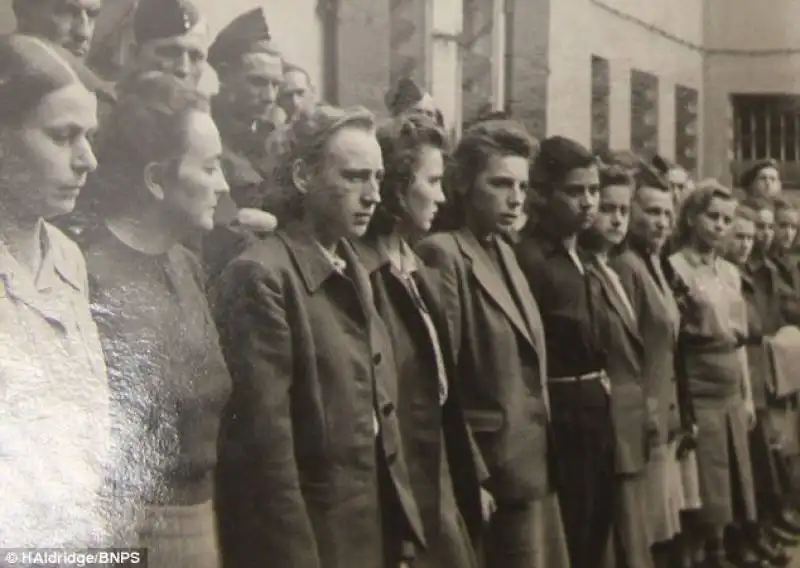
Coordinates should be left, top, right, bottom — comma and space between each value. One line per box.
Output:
292, 158, 311, 195
143, 161, 167, 202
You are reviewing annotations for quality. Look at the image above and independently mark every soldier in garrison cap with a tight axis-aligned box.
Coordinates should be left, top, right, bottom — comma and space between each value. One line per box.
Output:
740, 159, 782, 199
386, 77, 443, 126
13, 0, 103, 59
124, 0, 209, 84
200, 7, 285, 286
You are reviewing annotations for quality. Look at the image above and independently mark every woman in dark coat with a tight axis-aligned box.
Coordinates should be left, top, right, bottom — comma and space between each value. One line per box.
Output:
667, 182, 762, 568
80, 72, 233, 567
578, 165, 654, 568
416, 120, 570, 568
353, 114, 487, 568
211, 104, 425, 568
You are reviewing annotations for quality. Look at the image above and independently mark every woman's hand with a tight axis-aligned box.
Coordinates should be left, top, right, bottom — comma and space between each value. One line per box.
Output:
480, 487, 497, 523
235, 208, 278, 233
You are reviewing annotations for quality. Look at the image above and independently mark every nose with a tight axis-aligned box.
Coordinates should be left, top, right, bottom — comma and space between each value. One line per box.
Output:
215, 169, 230, 195
74, 136, 97, 173
172, 52, 191, 79
264, 83, 279, 105
433, 183, 446, 205
73, 12, 91, 42
508, 184, 524, 207
362, 178, 381, 205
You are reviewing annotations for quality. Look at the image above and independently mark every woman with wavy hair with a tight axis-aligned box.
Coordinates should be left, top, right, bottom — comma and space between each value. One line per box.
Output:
353, 113, 488, 567
80, 71, 232, 567
417, 120, 570, 568
667, 182, 763, 568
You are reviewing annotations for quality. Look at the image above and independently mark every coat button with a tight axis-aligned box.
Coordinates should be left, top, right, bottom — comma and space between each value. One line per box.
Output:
670, 403, 677, 411
382, 402, 395, 417
373, 353, 382, 365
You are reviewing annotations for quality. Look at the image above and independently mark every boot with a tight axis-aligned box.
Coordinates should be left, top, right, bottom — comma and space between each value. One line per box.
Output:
764, 524, 799, 546
776, 508, 800, 533
724, 527, 770, 568
704, 538, 737, 568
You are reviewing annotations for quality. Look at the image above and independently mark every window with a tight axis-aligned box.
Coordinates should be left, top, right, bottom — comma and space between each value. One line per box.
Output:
630, 69, 659, 155
675, 85, 698, 173
429, 0, 463, 136
732, 94, 800, 163
591, 55, 610, 152
461, 0, 506, 124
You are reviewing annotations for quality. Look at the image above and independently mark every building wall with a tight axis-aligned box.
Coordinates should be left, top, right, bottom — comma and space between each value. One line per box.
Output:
547, 0, 704, 169
703, 0, 800, 185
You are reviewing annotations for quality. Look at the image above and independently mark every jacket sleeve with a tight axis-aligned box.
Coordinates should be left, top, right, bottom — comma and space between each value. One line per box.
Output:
212, 259, 320, 568
416, 237, 491, 484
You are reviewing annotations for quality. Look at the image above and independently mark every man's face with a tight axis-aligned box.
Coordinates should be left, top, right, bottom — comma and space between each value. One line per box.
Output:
752, 166, 781, 198
134, 26, 209, 84
279, 69, 314, 120
21, 0, 103, 58
303, 126, 384, 242
222, 52, 284, 125
593, 184, 632, 246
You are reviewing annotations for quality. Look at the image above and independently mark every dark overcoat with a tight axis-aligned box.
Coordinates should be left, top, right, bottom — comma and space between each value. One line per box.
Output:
211, 225, 425, 568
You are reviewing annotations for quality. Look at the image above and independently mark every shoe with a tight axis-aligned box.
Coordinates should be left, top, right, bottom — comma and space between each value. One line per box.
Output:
726, 546, 772, 568
778, 508, 800, 532
750, 536, 790, 567
765, 525, 799, 546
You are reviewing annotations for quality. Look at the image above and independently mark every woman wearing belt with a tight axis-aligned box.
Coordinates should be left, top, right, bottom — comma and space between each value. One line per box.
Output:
353, 114, 486, 568
0, 35, 110, 548
516, 136, 615, 568
667, 182, 763, 568
417, 119, 570, 568
612, 163, 702, 568
80, 72, 232, 566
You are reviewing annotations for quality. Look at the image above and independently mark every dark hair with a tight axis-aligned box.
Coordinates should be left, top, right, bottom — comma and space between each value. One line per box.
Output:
599, 165, 634, 189
674, 181, 735, 248
435, 119, 536, 231
367, 114, 447, 237
0, 34, 102, 127
88, 71, 209, 216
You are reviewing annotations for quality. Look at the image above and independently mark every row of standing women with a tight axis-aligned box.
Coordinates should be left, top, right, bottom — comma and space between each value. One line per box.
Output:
3, 29, 800, 568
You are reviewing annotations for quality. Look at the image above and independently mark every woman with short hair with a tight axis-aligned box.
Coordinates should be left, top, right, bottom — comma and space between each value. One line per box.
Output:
417, 120, 570, 568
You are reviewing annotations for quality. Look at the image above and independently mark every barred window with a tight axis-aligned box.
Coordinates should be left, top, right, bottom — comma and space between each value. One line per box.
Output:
733, 94, 800, 163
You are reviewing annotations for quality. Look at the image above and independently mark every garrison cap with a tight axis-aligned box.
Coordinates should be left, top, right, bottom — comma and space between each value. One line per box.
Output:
385, 77, 424, 117
739, 158, 779, 189
207, 7, 277, 70
134, 0, 203, 45
530, 135, 595, 184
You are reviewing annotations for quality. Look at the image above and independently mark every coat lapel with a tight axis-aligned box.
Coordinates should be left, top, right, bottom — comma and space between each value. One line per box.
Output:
454, 228, 534, 348
589, 262, 642, 347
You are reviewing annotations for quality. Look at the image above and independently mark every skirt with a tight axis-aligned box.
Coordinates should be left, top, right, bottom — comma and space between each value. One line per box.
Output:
485, 493, 571, 568
604, 473, 654, 568
644, 441, 702, 544
694, 395, 757, 527
136, 500, 220, 568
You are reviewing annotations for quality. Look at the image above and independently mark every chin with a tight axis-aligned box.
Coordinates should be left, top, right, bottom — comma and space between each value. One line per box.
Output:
350, 225, 369, 238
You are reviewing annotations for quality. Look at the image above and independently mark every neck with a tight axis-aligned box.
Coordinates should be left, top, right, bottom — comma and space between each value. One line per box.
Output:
300, 216, 340, 254
105, 206, 180, 255
690, 240, 716, 264
0, 209, 43, 273
562, 234, 578, 253
384, 228, 407, 257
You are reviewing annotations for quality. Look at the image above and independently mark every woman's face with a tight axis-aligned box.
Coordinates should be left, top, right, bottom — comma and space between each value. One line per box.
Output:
593, 184, 631, 247
691, 195, 736, 251
466, 153, 529, 235
630, 186, 674, 252
1, 83, 98, 220
401, 144, 445, 233
550, 165, 600, 234
162, 111, 229, 232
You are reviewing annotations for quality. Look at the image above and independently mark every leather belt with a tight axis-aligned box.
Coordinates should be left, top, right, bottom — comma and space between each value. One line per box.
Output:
548, 370, 610, 394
